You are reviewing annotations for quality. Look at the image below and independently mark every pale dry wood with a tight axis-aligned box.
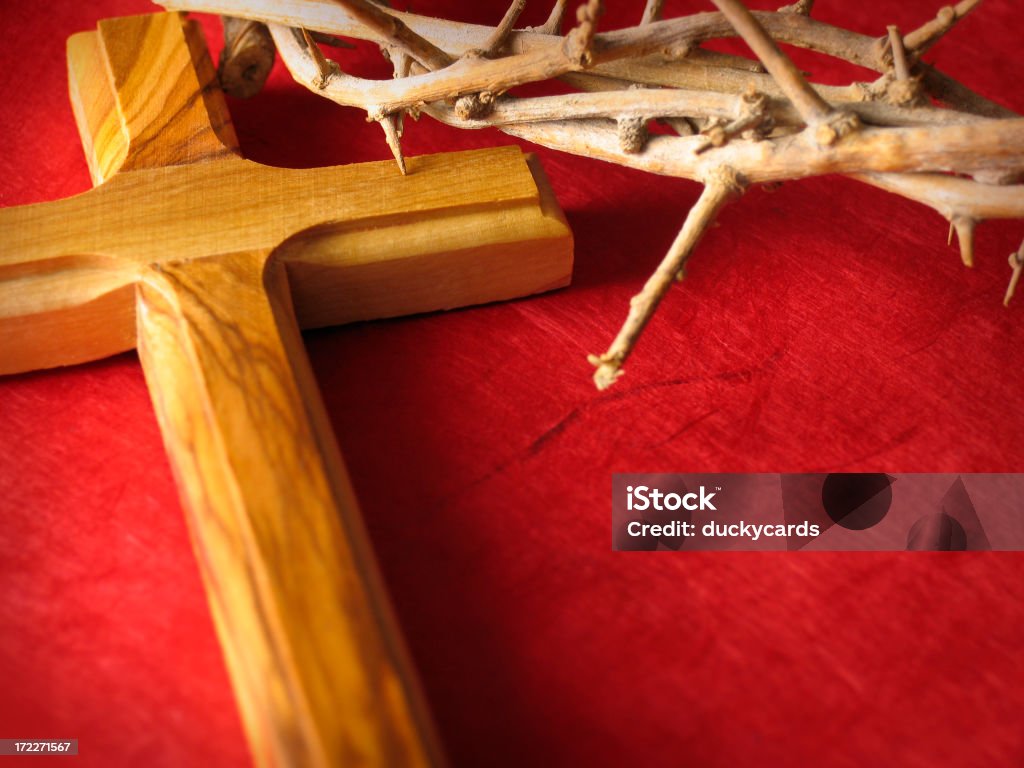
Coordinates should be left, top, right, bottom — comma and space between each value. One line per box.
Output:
1006, 240, 1024, 306
429, 77, 988, 130
480, 0, 528, 56
641, 0, 664, 26
777, 0, 814, 14
710, 0, 835, 129
332, 0, 453, 70
1, 11, 572, 765
263, 9, 1024, 184
163, 0, 879, 66
266, 12, 1024, 183
853, 172, 1024, 221
487, 115, 1024, 183
170, 0, 1024, 385
531, 0, 569, 34
163, 0, 1020, 121
588, 166, 745, 389
163, 0, 1020, 132
903, 0, 981, 55
300, 27, 337, 87
164, 0, 1021, 125
887, 25, 910, 82
576, 55, 1000, 127
219, 16, 276, 97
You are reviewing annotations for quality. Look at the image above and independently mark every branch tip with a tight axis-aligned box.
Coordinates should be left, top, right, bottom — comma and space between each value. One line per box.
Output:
886, 26, 911, 81
588, 167, 745, 390
332, 0, 453, 71
904, 0, 983, 55
478, 0, 527, 57
641, 0, 665, 26
710, 0, 835, 133
1005, 242, 1024, 307
563, 0, 604, 66
300, 28, 337, 88
375, 111, 407, 174
951, 215, 977, 267
777, 0, 814, 15
532, 0, 570, 35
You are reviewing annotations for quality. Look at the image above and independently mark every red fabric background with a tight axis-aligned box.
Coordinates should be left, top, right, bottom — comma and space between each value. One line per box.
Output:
2, 1, 1022, 765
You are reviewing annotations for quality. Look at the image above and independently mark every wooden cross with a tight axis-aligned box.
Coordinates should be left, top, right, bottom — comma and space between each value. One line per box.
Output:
0, 12, 572, 767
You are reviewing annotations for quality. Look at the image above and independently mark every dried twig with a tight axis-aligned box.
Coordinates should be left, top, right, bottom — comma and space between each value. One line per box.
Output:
161, 0, 1024, 388
887, 26, 911, 82
298, 27, 337, 88
479, 0, 528, 57
1007, 240, 1024, 306
588, 166, 746, 389
331, 0, 453, 70
640, 0, 664, 26
904, 0, 981, 54
219, 16, 276, 98
532, 0, 570, 34
710, 0, 858, 146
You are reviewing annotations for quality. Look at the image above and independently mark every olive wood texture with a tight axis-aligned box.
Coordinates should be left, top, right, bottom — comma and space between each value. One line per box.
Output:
0, 12, 573, 768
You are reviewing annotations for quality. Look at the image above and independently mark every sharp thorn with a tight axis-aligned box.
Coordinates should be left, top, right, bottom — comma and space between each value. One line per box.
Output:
377, 113, 407, 174
1006, 243, 1024, 307
953, 216, 976, 268
310, 31, 355, 49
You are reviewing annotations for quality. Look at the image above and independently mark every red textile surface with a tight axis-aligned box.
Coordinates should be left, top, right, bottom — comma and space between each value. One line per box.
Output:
1, 1, 1022, 765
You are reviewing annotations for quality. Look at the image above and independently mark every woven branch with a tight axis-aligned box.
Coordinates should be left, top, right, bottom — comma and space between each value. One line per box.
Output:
166, 0, 1024, 389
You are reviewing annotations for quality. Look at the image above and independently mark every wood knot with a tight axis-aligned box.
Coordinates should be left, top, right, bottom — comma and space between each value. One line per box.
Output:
703, 165, 747, 199
218, 19, 276, 99
588, 350, 625, 391
617, 116, 649, 153
454, 92, 495, 119
664, 42, 693, 60
563, 0, 604, 66
777, 0, 814, 15
695, 119, 728, 155
814, 111, 860, 146
886, 77, 926, 107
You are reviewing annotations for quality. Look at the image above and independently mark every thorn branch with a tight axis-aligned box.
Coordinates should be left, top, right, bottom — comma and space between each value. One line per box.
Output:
480, 0, 528, 56
709, 0, 842, 138
1005, 240, 1024, 306
534, 0, 570, 35
588, 166, 746, 390
178, 0, 1024, 387
374, 111, 407, 174
640, 0, 665, 26
299, 28, 337, 88
952, 215, 977, 267
331, 0, 453, 70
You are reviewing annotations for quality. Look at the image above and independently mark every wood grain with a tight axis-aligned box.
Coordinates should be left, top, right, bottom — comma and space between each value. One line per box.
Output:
0, 11, 573, 767
0, 13, 572, 376
137, 250, 441, 767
